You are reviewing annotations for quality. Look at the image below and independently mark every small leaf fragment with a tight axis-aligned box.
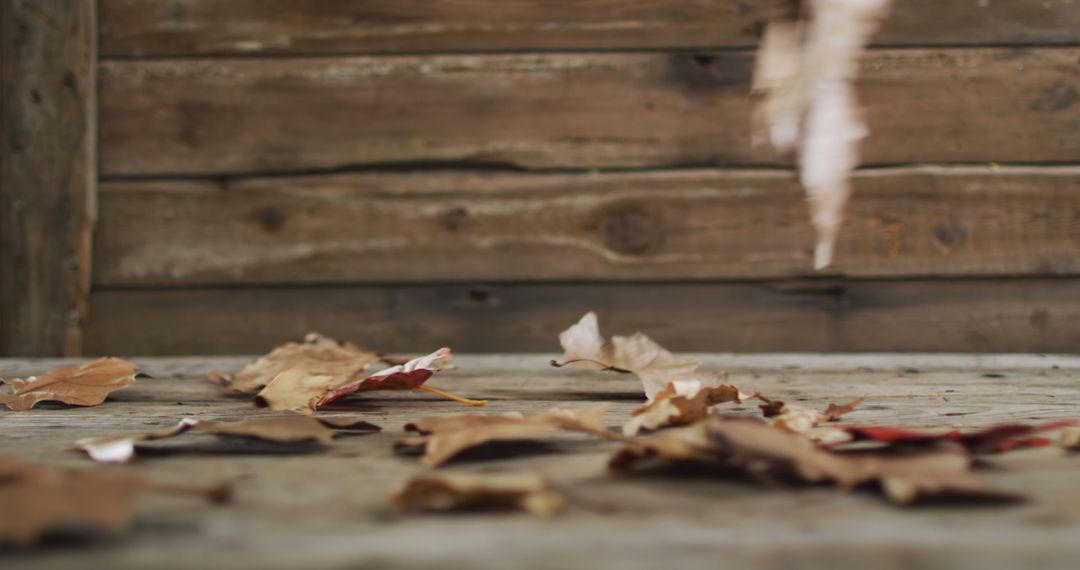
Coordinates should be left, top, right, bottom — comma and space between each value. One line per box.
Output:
0, 358, 137, 411
391, 472, 565, 518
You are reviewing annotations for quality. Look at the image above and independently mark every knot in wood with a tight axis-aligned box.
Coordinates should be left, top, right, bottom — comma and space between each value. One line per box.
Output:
594, 204, 665, 256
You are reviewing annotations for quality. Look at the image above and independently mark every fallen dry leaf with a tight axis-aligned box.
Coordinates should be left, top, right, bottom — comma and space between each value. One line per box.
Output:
253, 369, 337, 415
0, 358, 137, 411
754, 394, 863, 443
623, 381, 744, 436
255, 347, 482, 415
391, 472, 565, 518
552, 312, 726, 400
753, 0, 893, 269
0, 454, 146, 544
319, 347, 482, 406
214, 333, 382, 393
842, 419, 1079, 454
400, 404, 612, 468
612, 416, 1019, 505
75, 416, 381, 463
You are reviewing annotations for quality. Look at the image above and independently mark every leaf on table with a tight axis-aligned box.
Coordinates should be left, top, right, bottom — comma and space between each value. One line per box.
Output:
613, 416, 1019, 505
609, 422, 718, 471
623, 381, 745, 436
552, 312, 726, 400
391, 471, 566, 518
0, 454, 146, 544
400, 404, 612, 468
253, 369, 338, 415
843, 419, 1079, 454
753, 0, 893, 269
254, 347, 482, 415
74, 416, 381, 463
1, 454, 230, 545
214, 333, 382, 393
0, 358, 137, 411
754, 393, 863, 443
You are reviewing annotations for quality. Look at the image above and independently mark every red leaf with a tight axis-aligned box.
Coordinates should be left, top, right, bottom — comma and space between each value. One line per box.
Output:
843, 420, 1078, 453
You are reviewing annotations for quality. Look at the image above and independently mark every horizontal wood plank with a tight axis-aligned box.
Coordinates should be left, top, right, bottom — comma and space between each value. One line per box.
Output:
94, 167, 1080, 286
84, 278, 1080, 355
99, 49, 1080, 176
98, 0, 1080, 58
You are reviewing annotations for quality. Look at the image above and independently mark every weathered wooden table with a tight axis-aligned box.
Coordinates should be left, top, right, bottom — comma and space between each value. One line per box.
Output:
4, 354, 1080, 569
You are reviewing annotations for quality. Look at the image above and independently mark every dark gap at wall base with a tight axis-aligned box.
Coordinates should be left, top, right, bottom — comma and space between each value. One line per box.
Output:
86, 278, 1080, 355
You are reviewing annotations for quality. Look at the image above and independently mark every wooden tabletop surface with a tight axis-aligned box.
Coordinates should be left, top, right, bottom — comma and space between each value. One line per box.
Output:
4, 354, 1080, 570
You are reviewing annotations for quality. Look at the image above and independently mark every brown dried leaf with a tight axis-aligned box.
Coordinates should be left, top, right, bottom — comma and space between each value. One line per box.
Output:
0, 358, 137, 411
402, 404, 612, 468
553, 312, 725, 400
216, 333, 381, 393
612, 417, 1018, 505
391, 472, 565, 518
75, 416, 380, 463
753, 394, 862, 444
609, 422, 717, 471
623, 381, 744, 436
255, 348, 473, 415
0, 454, 146, 544
253, 370, 337, 415
753, 0, 893, 269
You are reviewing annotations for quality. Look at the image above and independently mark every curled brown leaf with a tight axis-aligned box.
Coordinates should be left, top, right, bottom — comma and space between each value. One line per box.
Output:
75, 416, 381, 463
401, 404, 613, 468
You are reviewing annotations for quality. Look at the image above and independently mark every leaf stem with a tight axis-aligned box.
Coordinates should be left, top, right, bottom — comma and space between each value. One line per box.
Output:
549, 359, 632, 374
416, 384, 486, 407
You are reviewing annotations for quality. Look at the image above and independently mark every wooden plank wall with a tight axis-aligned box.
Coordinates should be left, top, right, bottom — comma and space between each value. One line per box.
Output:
80, 1, 1080, 354
0, 0, 97, 356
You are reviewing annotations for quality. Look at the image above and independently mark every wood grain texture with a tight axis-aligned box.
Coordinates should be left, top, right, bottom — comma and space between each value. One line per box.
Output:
0, 0, 96, 356
97, 0, 1080, 58
3, 355, 1080, 570
99, 49, 1080, 177
83, 279, 1080, 355
94, 166, 1080, 285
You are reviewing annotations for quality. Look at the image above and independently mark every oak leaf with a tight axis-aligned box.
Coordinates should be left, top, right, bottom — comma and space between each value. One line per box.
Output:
75, 416, 381, 463
611, 417, 1019, 505
213, 333, 382, 393
0, 358, 137, 411
553, 312, 725, 400
753, 0, 893, 269
400, 404, 612, 468
391, 472, 565, 518
623, 381, 744, 436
